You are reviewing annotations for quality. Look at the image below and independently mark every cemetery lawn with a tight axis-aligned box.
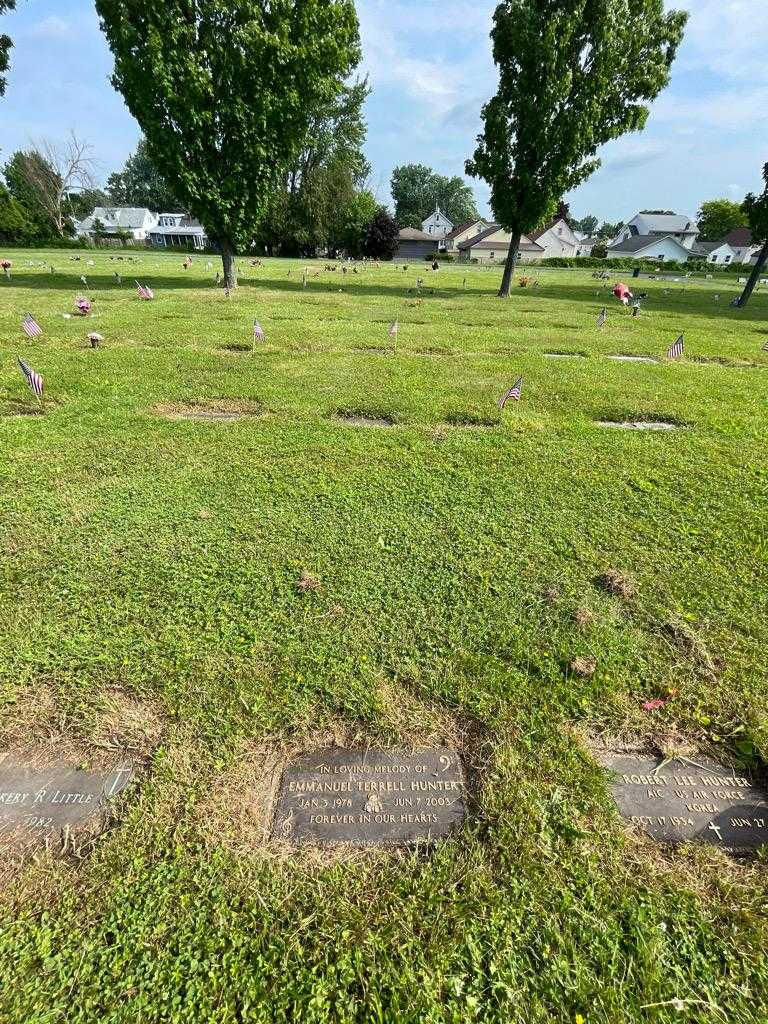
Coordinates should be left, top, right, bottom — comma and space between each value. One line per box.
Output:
2, 250, 768, 1024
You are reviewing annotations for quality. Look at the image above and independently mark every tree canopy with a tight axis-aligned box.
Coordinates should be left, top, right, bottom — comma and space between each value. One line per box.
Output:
96, 0, 361, 287
466, 0, 687, 295
106, 139, 180, 213
362, 207, 399, 260
0, 0, 16, 97
390, 164, 479, 230
571, 213, 598, 236
696, 198, 748, 242
4, 150, 60, 236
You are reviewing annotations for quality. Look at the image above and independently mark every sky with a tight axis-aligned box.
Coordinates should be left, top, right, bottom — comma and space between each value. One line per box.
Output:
1, 0, 766, 224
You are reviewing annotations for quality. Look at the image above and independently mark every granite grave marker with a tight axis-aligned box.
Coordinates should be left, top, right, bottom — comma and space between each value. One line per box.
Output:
605, 752, 768, 856
0, 757, 133, 842
273, 747, 466, 846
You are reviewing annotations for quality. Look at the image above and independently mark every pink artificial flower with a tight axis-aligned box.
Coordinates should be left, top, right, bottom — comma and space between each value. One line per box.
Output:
0, 259, 11, 269
642, 699, 667, 712
75, 297, 92, 315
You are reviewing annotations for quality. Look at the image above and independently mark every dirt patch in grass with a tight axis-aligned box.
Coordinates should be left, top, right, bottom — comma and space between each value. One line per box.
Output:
414, 346, 453, 356
596, 569, 636, 601
691, 356, 761, 369
606, 354, 659, 364
443, 411, 499, 429
218, 342, 253, 353
333, 408, 397, 428
352, 345, 391, 355
154, 398, 265, 421
596, 414, 688, 431
0, 398, 61, 418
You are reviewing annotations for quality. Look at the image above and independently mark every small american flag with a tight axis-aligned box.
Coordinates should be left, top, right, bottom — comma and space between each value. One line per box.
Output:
498, 377, 523, 409
253, 319, 265, 341
18, 357, 43, 399
597, 307, 607, 328
667, 334, 684, 359
23, 313, 42, 338
135, 281, 154, 300
761, 339, 768, 352
388, 321, 399, 338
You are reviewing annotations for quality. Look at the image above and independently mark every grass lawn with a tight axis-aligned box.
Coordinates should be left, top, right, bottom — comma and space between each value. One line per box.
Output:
1, 249, 767, 1023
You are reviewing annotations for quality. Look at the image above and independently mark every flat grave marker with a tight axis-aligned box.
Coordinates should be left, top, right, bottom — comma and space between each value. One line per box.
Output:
604, 752, 768, 856
0, 757, 133, 843
273, 746, 466, 846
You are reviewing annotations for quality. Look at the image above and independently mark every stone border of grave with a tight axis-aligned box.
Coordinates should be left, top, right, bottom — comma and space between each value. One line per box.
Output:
153, 399, 266, 422
332, 408, 398, 428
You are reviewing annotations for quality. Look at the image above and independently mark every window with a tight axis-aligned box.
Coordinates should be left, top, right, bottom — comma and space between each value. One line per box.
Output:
711, 255, 718, 263
489, 252, 495, 259
724, 255, 731, 263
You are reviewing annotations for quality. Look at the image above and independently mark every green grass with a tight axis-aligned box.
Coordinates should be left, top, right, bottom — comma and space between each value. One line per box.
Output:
1, 250, 767, 1023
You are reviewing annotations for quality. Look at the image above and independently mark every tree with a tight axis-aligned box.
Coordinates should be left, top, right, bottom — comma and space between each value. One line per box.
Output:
0, 183, 32, 242
0, 0, 15, 97
362, 207, 399, 260
572, 214, 598, 235
596, 220, 623, 239
256, 79, 371, 257
696, 198, 748, 241
106, 138, 180, 212
466, 0, 687, 296
736, 162, 768, 309
96, 1, 361, 288
328, 188, 377, 258
4, 150, 57, 236
7, 135, 96, 236
390, 164, 479, 229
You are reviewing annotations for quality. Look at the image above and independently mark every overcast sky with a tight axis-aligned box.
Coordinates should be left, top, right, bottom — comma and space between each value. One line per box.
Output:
2, 0, 765, 224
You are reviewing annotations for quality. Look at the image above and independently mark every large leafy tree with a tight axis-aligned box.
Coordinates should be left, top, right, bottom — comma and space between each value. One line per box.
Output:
257, 79, 371, 256
390, 164, 479, 230
696, 198, 748, 242
0, 0, 15, 97
736, 162, 768, 309
362, 207, 398, 260
0, 183, 32, 242
572, 213, 598, 235
4, 135, 96, 237
466, 0, 687, 296
96, 0, 361, 287
4, 150, 59, 236
106, 138, 180, 212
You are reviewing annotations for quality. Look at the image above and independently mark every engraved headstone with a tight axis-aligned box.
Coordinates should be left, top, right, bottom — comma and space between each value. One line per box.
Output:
0, 758, 133, 842
604, 753, 768, 856
273, 747, 466, 846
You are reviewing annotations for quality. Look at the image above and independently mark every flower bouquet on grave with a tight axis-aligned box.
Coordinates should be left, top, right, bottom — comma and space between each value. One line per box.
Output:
88, 332, 104, 349
1, 259, 11, 279
75, 297, 93, 316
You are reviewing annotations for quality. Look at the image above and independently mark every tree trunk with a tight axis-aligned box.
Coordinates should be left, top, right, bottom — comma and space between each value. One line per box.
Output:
736, 240, 768, 308
498, 230, 522, 298
221, 241, 238, 289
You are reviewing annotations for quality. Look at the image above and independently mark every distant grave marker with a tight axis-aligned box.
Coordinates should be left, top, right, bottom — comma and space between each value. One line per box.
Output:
604, 752, 768, 856
273, 747, 466, 846
0, 758, 133, 843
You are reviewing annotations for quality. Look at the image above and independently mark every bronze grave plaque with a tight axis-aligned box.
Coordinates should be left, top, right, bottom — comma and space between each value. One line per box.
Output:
604, 753, 768, 856
273, 747, 466, 846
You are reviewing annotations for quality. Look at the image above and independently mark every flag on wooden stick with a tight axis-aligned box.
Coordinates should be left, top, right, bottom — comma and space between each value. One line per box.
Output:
667, 334, 684, 359
253, 319, 265, 342
22, 313, 42, 338
498, 377, 523, 409
18, 357, 43, 400
135, 281, 154, 300
597, 308, 607, 328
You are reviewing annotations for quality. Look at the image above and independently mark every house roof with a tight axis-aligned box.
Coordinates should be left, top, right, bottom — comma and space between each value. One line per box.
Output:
632, 213, 697, 233
721, 226, 753, 247
458, 224, 544, 251
398, 227, 435, 241
529, 216, 573, 242
694, 241, 722, 254
578, 236, 601, 247
79, 207, 155, 230
444, 219, 489, 242
607, 233, 691, 256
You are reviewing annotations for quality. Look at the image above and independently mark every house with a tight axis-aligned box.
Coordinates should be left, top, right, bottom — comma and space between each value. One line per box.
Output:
694, 240, 737, 265
575, 236, 601, 257
421, 207, 454, 243
606, 234, 694, 263
458, 225, 545, 264
443, 219, 493, 254
719, 226, 760, 264
529, 216, 579, 258
76, 207, 159, 241
613, 212, 699, 251
394, 227, 438, 261
148, 213, 208, 250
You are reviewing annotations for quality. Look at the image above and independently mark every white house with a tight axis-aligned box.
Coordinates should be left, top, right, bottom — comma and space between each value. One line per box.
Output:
76, 207, 159, 241
529, 216, 579, 258
421, 207, 454, 242
443, 218, 493, 253
575, 236, 601, 257
148, 213, 208, 250
606, 234, 693, 263
720, 226, 760, 263
613, 212, 699, 251
458, 225, 545, 264
695, 241, 737, 265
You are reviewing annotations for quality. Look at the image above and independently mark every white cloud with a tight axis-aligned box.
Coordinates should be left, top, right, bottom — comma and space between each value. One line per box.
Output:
675, 0, 768, 83
30, 15, 73, 40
